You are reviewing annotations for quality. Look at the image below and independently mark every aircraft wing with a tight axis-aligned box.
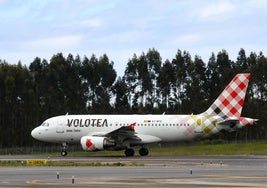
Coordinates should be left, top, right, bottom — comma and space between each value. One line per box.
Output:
91, 123, 161, 145
105, 123, 139, 141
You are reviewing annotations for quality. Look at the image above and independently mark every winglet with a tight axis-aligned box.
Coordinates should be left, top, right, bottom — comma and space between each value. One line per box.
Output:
129, 122, 136, 131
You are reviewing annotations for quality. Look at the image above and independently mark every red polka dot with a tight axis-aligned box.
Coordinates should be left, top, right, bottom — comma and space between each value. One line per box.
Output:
230, 107, 238, 115
222, 99, 229, 106
239, 83, 246, 90
238, 99, 244, 106
231, 91, 237, 98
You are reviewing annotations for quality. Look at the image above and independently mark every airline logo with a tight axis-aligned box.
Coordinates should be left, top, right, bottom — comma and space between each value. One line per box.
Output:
205, 73, 250, 118
67, 118, 108, 127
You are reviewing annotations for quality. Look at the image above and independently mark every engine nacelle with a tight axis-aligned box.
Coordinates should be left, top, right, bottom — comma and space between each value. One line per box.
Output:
80, 136, 116, 151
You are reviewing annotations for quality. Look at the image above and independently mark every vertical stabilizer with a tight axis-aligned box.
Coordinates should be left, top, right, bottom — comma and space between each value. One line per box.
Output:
203, 73, 251, 118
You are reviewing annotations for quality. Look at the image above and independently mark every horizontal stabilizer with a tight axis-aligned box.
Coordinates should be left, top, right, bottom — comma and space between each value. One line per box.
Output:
217, 119, 239, 128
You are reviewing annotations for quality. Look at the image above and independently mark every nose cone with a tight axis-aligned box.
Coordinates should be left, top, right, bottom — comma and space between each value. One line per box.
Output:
31, 127, 40, 140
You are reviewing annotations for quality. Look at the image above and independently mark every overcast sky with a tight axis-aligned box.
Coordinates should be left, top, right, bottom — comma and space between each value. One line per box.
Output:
1, 0, 267, 76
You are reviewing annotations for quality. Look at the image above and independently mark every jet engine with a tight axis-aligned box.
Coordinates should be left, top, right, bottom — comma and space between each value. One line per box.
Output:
80, 136, 116, 151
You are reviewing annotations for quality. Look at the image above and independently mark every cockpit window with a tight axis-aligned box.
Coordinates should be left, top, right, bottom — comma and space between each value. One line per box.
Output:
41, 122, 49, 127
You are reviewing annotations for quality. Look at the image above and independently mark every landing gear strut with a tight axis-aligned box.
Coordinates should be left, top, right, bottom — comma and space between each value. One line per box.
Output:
139, 147, 149, 156
61, 142, 68, 156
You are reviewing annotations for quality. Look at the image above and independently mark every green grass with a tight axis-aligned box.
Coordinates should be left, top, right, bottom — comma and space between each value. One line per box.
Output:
2, 142, 267, 158
40, 142, 267, 157
68, 142, 267, 156
0, 160, 143, 167
149, 142, 267, 156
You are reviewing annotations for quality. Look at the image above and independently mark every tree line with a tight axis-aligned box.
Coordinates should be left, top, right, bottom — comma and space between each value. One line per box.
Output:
0, 48, 266, 147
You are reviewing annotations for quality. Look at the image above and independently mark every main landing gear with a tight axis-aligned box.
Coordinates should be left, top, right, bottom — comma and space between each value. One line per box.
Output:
139, 147, 149, 156
61, 142, 68, 156
124, 147, 149, 157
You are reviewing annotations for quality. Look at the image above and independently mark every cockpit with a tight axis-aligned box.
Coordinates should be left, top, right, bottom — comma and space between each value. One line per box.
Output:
41, 122, 49, 127
31, 120, 52, 141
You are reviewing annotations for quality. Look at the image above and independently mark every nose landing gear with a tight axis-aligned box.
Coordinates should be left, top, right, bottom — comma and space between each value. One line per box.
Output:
61, 142, 68, 156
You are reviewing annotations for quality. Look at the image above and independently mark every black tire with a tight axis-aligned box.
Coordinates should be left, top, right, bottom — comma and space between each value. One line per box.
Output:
139, 147, 149, 156
124, 148, 135, 157
61, 150, 68, 156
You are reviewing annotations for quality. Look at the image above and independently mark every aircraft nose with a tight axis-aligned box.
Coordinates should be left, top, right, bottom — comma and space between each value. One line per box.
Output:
31, 127, 40, 139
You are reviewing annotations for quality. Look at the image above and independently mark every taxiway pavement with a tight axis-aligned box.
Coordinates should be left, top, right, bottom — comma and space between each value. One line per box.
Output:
0, 155, 266, 187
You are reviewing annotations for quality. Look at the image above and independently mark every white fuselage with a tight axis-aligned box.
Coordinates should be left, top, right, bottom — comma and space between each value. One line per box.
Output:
31, 114, 217, 144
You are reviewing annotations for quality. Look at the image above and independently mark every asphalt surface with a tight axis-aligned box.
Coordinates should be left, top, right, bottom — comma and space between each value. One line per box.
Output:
0, 155, 266, 187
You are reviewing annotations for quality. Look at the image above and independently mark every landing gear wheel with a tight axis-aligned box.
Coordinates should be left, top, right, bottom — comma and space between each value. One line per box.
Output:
139, 147, 149, 156
61, 142, 68, 156
124, 148, 135, 157
61, 150, 68, 156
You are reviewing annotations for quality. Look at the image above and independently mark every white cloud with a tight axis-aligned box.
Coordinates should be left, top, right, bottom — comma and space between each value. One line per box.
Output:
200, 1, 235, 18
87, 29, 149, 47
79, 18, 102, 28
247, 0, 267, 8
23, 35, 82, 51
1, 0, 266, 75
172, 34, 200, 46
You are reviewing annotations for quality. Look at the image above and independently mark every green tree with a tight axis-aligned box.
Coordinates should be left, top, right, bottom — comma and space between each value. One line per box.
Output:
235, 48, 248, 73
81, 54, 116, 113
92, 54, 116, 113
170, 50, 190, 113
183, 55, 207, 113
157, 59, 174, 111
113, 77, 131, 114
124, 54, 139, 112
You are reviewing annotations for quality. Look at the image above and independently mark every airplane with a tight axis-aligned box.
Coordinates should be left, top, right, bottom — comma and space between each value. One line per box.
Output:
31, 73, 257, 157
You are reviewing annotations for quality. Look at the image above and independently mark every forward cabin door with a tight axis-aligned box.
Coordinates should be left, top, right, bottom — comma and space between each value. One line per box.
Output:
56, 119, 65, 133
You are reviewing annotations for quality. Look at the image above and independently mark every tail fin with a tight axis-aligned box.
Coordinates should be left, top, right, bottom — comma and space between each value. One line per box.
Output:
203, 73, 251, 118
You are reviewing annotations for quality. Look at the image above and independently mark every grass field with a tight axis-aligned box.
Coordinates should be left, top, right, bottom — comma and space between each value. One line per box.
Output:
0, 160, 140, 167
63, 142, 267, 157
1, 142, 267, 157
149, 142, 267, 156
